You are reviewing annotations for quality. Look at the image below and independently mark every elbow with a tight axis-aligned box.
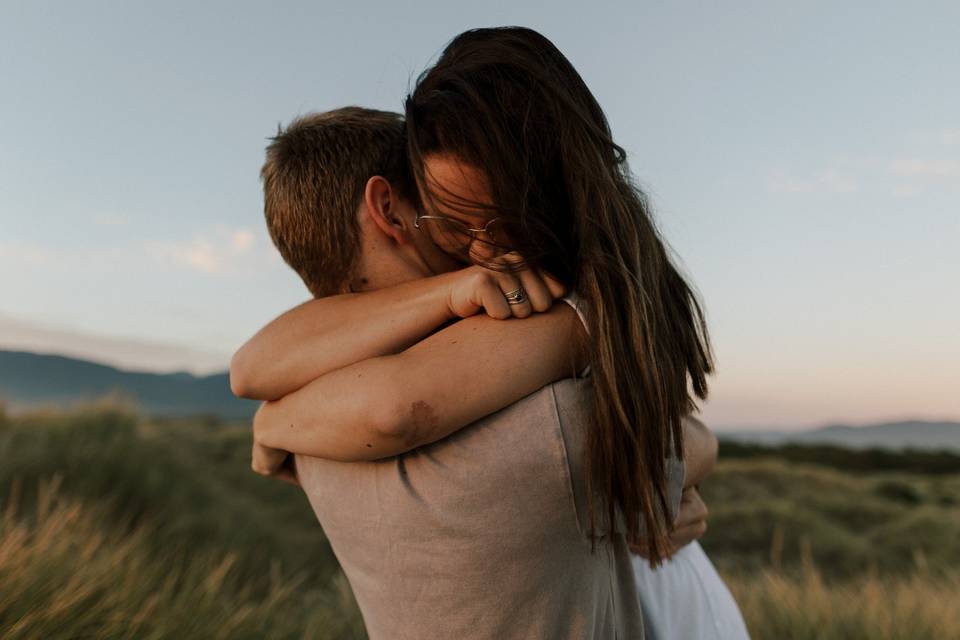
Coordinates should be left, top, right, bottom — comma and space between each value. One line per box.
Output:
229, 350, 251, 398
688, 415, 718, 457
365, 373, 425, 454
370, 402, 419, 450
707, 430, 720, 469
313, 404, 415, 464
681, 414, 719, 484
362, 356, 430, 453
229, 347, 265, 400
701, 430, 719, 479
698, 417, 719, 469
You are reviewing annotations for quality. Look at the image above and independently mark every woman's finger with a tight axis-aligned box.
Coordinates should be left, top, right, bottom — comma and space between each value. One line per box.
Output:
495, 251, 549, 316
627, 539, 650, 559
478, 276, 513, 319
496, 272, 533, 318
251, 440, 288, 476
669, 520, 708, 553
673, 487, 708, 529
511, 265, 553, 313
537, 268, 567, 299
273, 467, 300, 487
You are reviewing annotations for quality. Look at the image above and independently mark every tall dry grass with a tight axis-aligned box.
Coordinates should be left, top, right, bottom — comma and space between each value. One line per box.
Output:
0, 474, 365, 640
3, 408, 957, 638
725, 540, 960, 639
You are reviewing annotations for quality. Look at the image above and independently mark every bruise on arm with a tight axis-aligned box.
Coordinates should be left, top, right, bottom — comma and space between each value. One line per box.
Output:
405, 400, 440, 449
372, 304, 585, 456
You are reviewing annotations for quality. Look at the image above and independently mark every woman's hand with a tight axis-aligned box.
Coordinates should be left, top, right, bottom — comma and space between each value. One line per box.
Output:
629, 486, 709, 559
446, 251, 567, 320
252, 403, 300, 486
251, 440, 299, 486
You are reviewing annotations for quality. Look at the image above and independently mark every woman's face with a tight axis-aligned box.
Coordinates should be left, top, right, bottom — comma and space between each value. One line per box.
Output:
418, 153, 517, 263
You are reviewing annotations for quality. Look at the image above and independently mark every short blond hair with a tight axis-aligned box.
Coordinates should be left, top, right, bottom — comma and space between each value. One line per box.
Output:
261, 107, 416, 297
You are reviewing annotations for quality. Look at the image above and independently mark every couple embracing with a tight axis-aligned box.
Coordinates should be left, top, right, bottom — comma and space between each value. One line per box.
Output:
232, 26, 750, 640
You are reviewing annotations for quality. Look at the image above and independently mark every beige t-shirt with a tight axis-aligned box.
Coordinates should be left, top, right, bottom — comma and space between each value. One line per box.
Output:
295, 296, 685, 639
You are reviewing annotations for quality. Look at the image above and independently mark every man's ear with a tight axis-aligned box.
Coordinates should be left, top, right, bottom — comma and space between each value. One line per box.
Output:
364, 176, 411, 245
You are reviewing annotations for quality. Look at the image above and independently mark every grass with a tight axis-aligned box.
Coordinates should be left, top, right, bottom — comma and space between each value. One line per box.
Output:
1, 404, 958, 638
0, 475, 364, 640
0, 405, 365, 638
699, 458, 960, 580
726, 565, 960, 639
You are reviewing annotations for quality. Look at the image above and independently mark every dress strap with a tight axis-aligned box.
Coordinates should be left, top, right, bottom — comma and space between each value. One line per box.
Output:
558, 291, 592, 378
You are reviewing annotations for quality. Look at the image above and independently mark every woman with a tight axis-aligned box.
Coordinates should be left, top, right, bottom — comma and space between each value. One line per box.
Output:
401, 27, 747, 638
404, 25, 709, 565
239, 26, 747, 639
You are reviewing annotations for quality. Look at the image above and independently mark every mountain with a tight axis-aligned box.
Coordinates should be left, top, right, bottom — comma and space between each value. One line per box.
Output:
0, 350, 255, 419
720, 420, 960, 452
0, 313, 230, 375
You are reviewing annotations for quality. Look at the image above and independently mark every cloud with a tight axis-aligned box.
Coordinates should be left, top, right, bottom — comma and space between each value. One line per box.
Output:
891, 184, 922, 198
148, 226, 268, 275
770, 135, 960, 199
889, 158, 960, 179
0, 243, 58, 266
231, 229, 254, 252
93, 213, 129, 226
768, 168, 859, 194
1, 226, 278, 278
941, 129, 960, 146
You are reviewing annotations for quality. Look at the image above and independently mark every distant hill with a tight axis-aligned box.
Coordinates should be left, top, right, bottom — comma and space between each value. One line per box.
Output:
0, 313, 230, 375
720, 420, 960, 452
0, 350, 255, 419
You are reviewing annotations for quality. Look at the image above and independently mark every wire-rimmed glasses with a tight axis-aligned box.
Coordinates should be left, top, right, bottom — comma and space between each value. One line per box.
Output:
413, 210, 519, 257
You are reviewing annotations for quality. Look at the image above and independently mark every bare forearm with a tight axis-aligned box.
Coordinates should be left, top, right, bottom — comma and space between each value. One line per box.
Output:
680, 415, 718, 487
252, 355, 408, 461
252, 306, 584, 462
231, 272, 458, 401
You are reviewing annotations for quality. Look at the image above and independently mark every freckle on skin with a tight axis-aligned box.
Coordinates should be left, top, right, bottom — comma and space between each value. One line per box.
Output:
366, 443, 372, 448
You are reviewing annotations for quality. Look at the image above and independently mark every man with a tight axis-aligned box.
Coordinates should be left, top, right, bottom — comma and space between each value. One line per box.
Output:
232, 107, 716, 639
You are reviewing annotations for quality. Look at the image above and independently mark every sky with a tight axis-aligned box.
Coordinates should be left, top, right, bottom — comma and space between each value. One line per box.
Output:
1, 1, 957, 429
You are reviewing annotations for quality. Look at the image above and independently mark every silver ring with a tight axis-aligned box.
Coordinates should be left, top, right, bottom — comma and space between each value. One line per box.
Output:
504, 287, 527, 305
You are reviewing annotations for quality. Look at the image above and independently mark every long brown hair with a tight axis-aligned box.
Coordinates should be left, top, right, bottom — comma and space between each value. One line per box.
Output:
405, 27, 714, 564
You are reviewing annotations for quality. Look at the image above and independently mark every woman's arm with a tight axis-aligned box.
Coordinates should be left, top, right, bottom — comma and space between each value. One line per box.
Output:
231, 271, 459, 401
231, 260, 566, 402
252, 299, 721, 468
253, 302, 589, 461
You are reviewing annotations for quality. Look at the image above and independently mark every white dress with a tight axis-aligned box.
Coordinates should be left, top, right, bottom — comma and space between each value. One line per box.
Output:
632, 543, 750, 640
559, 292, 750, 640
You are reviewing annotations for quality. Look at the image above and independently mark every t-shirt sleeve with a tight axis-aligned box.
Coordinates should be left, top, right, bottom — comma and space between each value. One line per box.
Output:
665, 451, 686, 522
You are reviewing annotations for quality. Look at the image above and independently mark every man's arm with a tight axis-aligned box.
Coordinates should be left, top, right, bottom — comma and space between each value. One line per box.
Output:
253, 302, 588, 461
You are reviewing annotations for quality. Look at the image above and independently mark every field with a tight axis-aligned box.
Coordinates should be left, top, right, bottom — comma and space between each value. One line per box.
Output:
1, 405, 958, 639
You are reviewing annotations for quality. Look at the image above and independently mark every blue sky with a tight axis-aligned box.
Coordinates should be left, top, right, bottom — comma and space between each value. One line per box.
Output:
1, 1, 957, 428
